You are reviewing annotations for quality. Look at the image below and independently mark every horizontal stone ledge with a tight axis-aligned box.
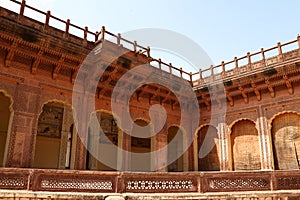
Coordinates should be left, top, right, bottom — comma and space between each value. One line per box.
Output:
0, 168, 300, 194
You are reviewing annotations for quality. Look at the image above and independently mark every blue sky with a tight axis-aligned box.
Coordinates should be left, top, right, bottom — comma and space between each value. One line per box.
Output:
1, 0, 300, 73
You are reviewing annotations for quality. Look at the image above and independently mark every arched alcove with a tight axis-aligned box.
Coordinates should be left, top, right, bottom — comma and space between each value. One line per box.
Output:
271, 112, 300, 170
167, 126, 185, 172
33, 101, 74, 169
197, 125, 220, 171
87, 111, 120, 171
230, 119, 261, 170
130, 119, 152, 172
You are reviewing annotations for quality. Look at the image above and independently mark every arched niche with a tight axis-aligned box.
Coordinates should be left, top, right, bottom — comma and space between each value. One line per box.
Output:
167, 126, 187, 172
33, 101, 75, 169
197, 125, 220, 171
230, 119, 261, 170
271, 112, 300, 170
87, 111, 121, 171
130, 119, 154, 172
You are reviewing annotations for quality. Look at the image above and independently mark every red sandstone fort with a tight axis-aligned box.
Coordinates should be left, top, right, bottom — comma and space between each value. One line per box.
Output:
1, 0, 300, 199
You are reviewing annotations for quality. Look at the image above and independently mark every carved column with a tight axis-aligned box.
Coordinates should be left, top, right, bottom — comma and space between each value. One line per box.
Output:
121, 131, 131, 171
58, 106, 74, 169
186, 112, 196, 172
257, 106, 273, 170
59, 130, 69, 169
116, 126, 123, 171
85, 112, 99, 170
187, 141, 195, 171
74, 136, 87, 170
219, 122, 229, 171
183, 102, 199, 172
74, 95, 90, 170
121, 106, 131, 171
6, 83, 40, 168
155, 125, 167, 172
70, 124, 77, 169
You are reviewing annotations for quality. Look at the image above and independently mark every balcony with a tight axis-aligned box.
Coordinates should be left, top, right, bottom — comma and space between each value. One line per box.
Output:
1, 168, 300, 199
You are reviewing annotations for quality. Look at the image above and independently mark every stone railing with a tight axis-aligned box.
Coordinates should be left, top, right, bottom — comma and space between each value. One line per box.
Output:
1, 0, 300, 87
1, 0, 189, 79
192, 38, 300, 88
0, 168, 300, 194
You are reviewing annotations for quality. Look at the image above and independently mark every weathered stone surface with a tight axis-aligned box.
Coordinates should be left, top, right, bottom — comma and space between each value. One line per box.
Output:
1, 1, 300, 199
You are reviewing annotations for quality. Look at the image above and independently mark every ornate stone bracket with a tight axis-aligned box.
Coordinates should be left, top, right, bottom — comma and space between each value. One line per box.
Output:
251, 81, 261, 101
265, 79, 275, 98
52, 54, 66, 79
283, 74, 294, 95
238, 85, 248, 104
226, 90, 234, 106
4, 39, 18, 67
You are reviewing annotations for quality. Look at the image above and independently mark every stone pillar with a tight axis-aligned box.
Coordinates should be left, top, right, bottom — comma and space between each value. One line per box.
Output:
74, 137, 87, 170
183, 140, 189, 172
120, 106, 132, 171
150, 135, 156, 172
84, 112, 97, 170
188, 141, 195, 171
57, 106, 73, 169
184, 102, 199, 172
155, 125, 167, 172
218, 122, 229, 171
70, 124, 77, 169
116, 128, 123, 171
185, 114, 195, 172
121, 131, 131, 171
193, 137, 198, 171
257, 106, 273, 170
74, 95, 90, 170
5, 83, 40, 168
